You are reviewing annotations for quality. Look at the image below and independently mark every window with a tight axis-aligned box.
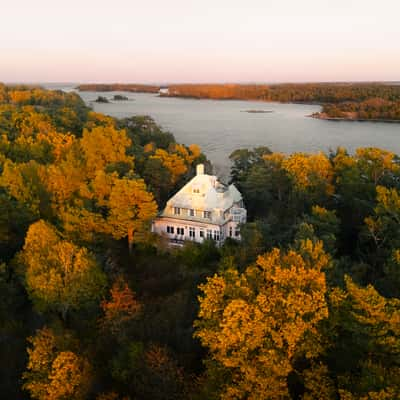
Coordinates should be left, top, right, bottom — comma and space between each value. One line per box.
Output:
203, 211, 211, 219
229, 227, 232, 237
206, 229, 212, 239
189, 227, 195, 238
193, 188, 200, 194
199, 229, 204, 238
174, 207, 180, 215
166, 226, 174, 234
231, 208, 243, 222
189, 209, 195, 217
213, 230, 220, 241
177, 227, 184, 235
235, 229, 240, 237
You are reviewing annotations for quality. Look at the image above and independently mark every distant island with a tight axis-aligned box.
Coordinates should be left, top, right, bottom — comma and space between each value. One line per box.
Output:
241, 110, 273, 113
113, 94, 129, 101
80, 83, 400, 122
94, 95, 109, 103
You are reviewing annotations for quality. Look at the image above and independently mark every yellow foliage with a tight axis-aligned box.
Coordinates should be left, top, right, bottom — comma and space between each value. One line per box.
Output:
151, 148, 187, 184
195, 239, 329, 400
85, 111, 116, 129
107, 177, 158, 243
282, 152, 334, 196
23, 328, 91, 400
22, 220, 106, 317
263, 152, 286, 167
355, 147, 399, 184
47, 351, 91, 400
80, 126, 134, 178
188, 143, 201, 162
143, 142, 155, 153
9, 90, 32, 103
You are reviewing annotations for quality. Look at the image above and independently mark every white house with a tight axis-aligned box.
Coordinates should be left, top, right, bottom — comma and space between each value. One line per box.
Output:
152, 164, 247, 246
159, 87, 169, 95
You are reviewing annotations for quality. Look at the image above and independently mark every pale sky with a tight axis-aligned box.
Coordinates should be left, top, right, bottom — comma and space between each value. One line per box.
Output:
1, 0, 399, 83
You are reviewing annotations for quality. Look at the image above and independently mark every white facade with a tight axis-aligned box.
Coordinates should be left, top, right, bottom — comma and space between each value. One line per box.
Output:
152, 164, 246, 246
159, 87, 169, 95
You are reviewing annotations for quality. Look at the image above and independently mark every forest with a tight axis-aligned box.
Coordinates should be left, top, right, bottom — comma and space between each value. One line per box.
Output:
318, 97, 400, 121
0, 83, 400, 400
78, 84, 160, 93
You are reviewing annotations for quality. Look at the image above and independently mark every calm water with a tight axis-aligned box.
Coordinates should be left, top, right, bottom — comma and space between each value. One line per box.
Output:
53, 85, 400, 176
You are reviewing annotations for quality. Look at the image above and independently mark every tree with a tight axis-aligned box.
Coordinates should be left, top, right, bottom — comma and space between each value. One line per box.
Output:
0, 159, 50, 217
106, 176, 158, 251
20, 220, 106, 320
282, 152, 334, 202
150, 149, 187, 184
100, 276, 141, 335
328, 277, 400, 398
194, 239, 329, 400
80, 125, 134, 178
23, 327, 92, 400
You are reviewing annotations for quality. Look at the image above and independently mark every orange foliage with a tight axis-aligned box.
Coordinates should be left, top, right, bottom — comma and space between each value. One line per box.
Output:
101, 277, 141, 333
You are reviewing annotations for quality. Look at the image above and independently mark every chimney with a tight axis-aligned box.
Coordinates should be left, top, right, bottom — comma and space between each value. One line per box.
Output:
196, 164, 204, 175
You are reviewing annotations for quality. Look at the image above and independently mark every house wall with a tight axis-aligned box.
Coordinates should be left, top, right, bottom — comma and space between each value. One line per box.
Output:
152, 216, 241, 245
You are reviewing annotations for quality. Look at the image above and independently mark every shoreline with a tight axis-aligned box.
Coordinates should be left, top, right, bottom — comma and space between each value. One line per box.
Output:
310, 113, 400, 123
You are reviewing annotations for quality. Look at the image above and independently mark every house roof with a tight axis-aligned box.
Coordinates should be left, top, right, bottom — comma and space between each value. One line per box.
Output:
163, 164, 243, 212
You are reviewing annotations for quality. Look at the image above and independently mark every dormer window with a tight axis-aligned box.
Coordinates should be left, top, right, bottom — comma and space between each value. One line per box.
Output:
174, 207, 180, 215
193, 188, 200, 194
203, 211, 211, 219
189, 209, 195, 217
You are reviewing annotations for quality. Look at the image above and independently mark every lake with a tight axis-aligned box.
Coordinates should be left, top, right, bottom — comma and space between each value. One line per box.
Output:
52, 86, 400, 176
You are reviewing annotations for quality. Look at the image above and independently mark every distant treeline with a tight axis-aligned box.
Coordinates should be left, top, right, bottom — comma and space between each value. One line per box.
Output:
77, 83, 160, 93
166, 83, 400, 103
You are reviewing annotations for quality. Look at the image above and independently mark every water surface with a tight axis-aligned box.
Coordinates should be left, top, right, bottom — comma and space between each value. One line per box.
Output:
59, 86, 400, 176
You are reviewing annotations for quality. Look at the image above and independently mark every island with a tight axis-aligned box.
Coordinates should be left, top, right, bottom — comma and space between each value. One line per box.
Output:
94, 95, 109, 103
113, 94, 129, 101
241, 110, 273, 113
311, 97, 400, 122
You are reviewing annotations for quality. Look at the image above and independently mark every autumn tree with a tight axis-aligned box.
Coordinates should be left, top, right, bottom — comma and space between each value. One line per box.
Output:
100, 276, 141, 335
80, 125, 134, 178
282, 152, 334, 203
23, 327, 92, 400
194, 239, 329, 399
328, 277, 400, 398
20, 220, 106, 320
106, 175, 158, 250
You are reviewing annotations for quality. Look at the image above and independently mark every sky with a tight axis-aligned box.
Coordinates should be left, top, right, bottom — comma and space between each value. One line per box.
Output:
1, 0, 399, 83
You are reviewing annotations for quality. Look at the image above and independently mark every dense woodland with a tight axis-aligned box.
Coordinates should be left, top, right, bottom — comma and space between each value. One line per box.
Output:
78, 82, 400, 121
78, 84, 160, 93
1, 84, 400, 399
320, 97, 400, 121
